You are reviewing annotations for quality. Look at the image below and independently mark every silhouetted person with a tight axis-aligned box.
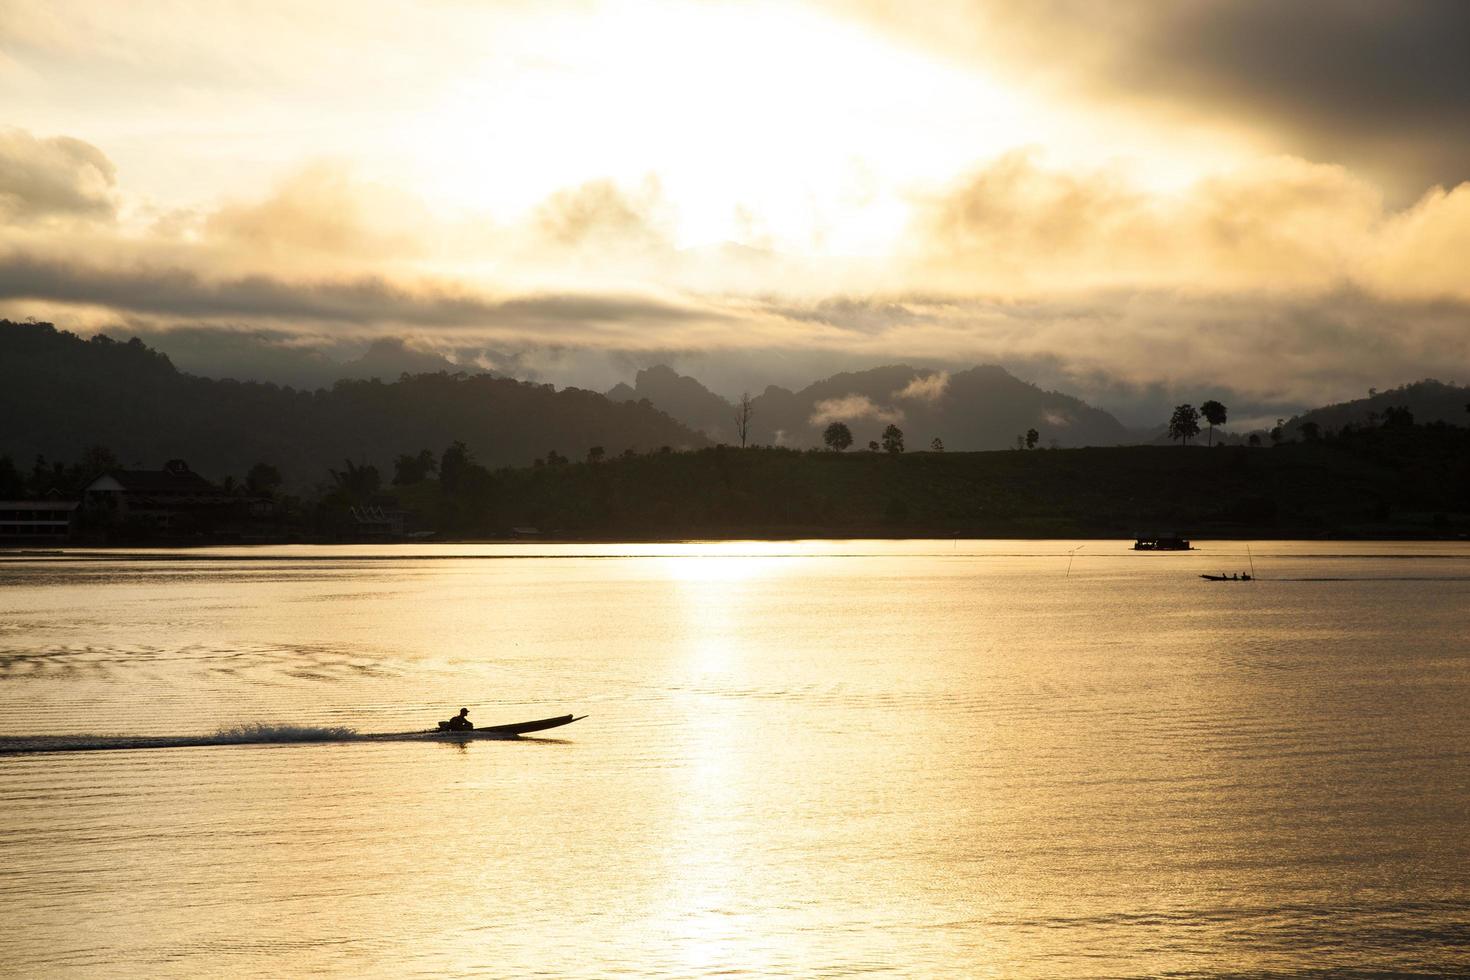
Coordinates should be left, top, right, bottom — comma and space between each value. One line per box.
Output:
446, 707, 473, 731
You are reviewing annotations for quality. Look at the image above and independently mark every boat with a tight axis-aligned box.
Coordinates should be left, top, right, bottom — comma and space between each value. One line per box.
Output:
432, 714, 586, 738
1200, 574, 1252, 581
1134, 534, 1192, 551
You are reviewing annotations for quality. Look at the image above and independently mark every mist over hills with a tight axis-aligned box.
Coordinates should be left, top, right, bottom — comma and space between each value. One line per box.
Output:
608, 363, 1133, 449
1285, 380, 1470, 435
1, 320, 705, 487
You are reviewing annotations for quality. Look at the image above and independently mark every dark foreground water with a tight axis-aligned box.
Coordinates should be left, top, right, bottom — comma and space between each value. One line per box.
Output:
1, 541, 1468, 977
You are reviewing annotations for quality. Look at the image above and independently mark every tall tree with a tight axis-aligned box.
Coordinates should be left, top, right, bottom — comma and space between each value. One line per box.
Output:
881, 424, 905, 454
823, 422, 853, 452
1025, 428, 1039, 449
1200, 400, 1227, 446
1168, 404, 1201, 446
392, 449, 437, 486
246, 462, 283, 496
734, 392, 754, 448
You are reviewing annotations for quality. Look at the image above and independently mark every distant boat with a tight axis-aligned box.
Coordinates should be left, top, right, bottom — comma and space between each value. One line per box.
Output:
1134, 535, 1192, 550
1200, 573, 1252, 581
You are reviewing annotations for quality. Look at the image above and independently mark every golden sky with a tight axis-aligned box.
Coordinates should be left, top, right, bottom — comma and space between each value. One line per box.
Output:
3, 0, 1468, 414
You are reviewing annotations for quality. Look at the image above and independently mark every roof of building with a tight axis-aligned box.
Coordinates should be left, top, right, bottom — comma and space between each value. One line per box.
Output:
91, 459, 222, 494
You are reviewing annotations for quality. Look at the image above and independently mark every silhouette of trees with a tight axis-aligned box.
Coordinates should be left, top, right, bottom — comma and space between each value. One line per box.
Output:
1270, 418, 1285, 445
1383, 405, 1415, 428
1168, 404, 1201, 445
328, 459, 380, 501
867, 440, 880, 452
823, 422, 853, 452
392, 449, 436, 485
1200, 400, 1227, 446
881, 424, 905, 454
0, 456, 23, 497
79, 445, 118, 481
1299, 421, 1321, 442
246, 462, 283, 496
1248, 433, 1262, 447
735, 392, 754, 448
1025, 428, 1039, 449
587, 445, 605, 463
930, 437, 944, 452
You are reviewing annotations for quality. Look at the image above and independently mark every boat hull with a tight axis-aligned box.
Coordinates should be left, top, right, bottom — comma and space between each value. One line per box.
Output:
432, 714, 585, 738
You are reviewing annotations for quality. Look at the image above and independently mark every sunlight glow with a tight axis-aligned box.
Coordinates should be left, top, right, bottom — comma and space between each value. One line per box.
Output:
398, 1, 1041, 253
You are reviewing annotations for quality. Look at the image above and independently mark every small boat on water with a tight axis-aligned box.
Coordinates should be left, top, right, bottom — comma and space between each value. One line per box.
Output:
1134, 535, 1192, 551
1200, 573, 1252, 581
432, 714, 586, 738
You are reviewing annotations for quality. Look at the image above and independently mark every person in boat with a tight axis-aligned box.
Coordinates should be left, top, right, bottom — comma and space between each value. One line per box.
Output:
445, 708, 474, 731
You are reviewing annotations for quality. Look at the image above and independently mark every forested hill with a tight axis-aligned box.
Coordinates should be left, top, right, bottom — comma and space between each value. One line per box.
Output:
0, 320, 708, 487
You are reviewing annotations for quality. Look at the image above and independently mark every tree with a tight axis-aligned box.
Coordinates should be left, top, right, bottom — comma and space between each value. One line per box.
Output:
246, 462, 283, 496
392, 449, 436, 486
1299, 421, 1321, 442
1168, 404, 1201, 445
1200, 399, 1227, 446
1025, 428, 1039, 449
930, 437, 944, 452
328, 459, 380, 501
586, 445, 605, 464
867, 440, 880, 452
1247, 433, 1262, 447
1383, 405, 1414, 428
79, 445, 118, 481
823, 422, 853, 452
1270, 419, 1285, 445
439, 441, 474, 493
881, 423, 905, 454
734, 392, 754, 448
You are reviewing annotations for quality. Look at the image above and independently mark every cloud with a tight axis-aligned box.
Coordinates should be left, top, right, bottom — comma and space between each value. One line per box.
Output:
838, 0, 1470, 195
534, 177, 672, 253
809, 394, 904, 426
893, 370, 949, 402
912, 151, 1470, 302
204, 163, 425, 260
0, 248, 721, 339
0, 128, 117, 225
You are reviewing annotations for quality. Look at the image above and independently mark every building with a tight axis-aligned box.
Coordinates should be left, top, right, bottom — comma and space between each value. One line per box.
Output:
0, 499, 79, 541
83, 459, 234, 532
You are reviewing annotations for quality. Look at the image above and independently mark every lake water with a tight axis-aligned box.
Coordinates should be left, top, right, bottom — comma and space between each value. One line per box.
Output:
2, 540, 1468, 977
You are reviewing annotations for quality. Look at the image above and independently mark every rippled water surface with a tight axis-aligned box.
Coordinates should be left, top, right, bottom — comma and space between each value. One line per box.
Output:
2, 540, 1468, 977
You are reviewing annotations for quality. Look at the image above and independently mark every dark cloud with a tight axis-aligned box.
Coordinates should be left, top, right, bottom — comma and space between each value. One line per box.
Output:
1117, 0, 1470, 192
848, 0, 1470, 194
0, 250, 710, 332
0, 128, 117, 224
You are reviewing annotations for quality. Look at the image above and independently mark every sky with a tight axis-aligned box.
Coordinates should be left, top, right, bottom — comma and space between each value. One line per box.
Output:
3, 0, 1469, 424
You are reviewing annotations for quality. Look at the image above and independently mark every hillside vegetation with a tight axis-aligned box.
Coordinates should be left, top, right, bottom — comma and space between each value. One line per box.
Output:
1, 320, 707, 487
429, 423, 1470, 538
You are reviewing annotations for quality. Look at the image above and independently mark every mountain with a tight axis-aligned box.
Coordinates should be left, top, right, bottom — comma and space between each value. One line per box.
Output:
606, 365, 736, 440
337, 338, 490, 381
0, 320, 707, 487
608, 362, 1131, 449
747, 364, 1131, 450
97, 327, 494, 389
1284, 379, 1470, 436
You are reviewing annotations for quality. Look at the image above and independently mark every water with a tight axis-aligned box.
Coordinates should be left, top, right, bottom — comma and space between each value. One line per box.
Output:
2, 540, 1468, 977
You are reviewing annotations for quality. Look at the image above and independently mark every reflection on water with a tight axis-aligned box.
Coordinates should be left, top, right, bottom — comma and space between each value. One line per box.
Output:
1, 540, 1469, 977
